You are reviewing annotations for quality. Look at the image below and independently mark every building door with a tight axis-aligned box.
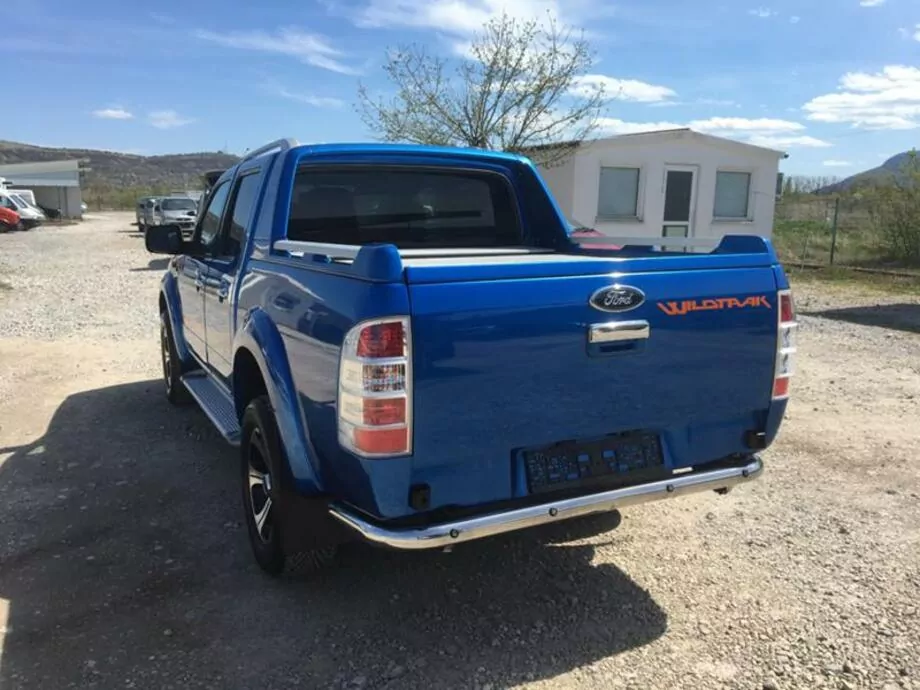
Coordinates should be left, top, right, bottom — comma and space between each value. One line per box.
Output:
662, 166, 697, 242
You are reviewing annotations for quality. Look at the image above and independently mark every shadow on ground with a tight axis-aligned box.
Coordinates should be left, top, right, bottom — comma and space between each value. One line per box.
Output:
804, 303, 920, 334
0, 380, 666, 690
129, 258, 170, 272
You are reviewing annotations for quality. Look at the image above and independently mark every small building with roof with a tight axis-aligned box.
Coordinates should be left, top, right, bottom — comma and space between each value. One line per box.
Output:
535, 128, 787, 245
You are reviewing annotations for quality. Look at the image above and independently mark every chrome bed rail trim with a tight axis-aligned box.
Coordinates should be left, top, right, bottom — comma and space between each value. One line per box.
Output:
329, 457, 763, 550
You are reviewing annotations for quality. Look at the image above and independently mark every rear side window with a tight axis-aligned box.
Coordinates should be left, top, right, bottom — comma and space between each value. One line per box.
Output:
287, 167, 521, 248
226, 172, 262, 254
199, 181, 231, 247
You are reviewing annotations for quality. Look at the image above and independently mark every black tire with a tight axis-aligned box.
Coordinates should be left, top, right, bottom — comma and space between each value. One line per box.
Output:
240, 396, 338, 576
160, 311, 191, 405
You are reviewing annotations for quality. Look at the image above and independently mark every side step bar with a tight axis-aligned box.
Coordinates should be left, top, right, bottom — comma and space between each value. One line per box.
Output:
329, 457, 763, 550
181, 372, 241, 445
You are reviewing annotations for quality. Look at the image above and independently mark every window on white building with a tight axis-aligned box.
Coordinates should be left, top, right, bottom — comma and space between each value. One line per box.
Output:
713, 171, 752, 220
597, 167, 640, 219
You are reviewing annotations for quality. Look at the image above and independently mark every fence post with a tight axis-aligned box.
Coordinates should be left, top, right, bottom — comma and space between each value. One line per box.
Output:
829, 197, 840, 266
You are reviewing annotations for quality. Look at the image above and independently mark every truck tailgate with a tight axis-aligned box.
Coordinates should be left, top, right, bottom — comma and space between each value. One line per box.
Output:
404, 255, 779, 511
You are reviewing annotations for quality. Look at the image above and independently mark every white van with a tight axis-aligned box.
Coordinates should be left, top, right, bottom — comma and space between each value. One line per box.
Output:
8, 189, 36, 206
0, 191, 45, 229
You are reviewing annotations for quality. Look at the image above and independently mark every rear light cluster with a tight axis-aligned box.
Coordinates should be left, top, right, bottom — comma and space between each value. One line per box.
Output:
773, 289, 797, 400
338, 317, 412, 457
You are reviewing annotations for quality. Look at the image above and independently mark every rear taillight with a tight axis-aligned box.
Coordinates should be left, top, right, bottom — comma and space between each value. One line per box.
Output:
773, 290, 796, 400
338, 317, 412, 457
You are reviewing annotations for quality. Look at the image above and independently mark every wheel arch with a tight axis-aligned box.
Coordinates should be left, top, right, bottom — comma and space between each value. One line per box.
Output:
233, 309, 323, 496
158, 273, 191, 364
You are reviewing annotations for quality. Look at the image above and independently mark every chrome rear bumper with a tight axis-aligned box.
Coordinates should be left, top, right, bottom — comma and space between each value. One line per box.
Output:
328, 457, 763, 550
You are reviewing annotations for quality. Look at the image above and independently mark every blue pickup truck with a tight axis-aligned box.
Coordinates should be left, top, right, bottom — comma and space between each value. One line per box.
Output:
146, 138, 796, 575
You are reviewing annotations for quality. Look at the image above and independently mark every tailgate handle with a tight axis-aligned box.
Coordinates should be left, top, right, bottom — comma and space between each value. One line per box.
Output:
589, 320, 650, 344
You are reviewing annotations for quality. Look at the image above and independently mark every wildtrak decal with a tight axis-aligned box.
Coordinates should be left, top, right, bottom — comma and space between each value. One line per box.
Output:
657, 295, 772, 316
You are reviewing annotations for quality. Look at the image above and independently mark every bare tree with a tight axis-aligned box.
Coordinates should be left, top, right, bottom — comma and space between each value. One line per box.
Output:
356, 13, 605, 165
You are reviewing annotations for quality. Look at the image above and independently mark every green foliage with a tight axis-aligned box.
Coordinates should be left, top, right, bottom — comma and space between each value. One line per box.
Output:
82, 184, 179, 211
863, 150, 920, 264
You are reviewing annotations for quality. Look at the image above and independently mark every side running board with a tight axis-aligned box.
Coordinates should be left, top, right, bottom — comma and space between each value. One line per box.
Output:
181, 372, 241, 445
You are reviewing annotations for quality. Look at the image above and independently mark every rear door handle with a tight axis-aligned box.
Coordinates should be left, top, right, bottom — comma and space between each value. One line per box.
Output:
589, 320, 650, 343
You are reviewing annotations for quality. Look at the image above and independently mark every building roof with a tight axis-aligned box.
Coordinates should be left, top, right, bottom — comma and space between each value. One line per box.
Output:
0, 159, 82, 188
525, 128, 789, 159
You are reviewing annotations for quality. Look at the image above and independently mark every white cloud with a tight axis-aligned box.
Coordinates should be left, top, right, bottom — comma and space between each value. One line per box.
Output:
148, 110, 195, 129
595, 118, 684, 135
595, 116, 830, 148
92, 107, 133, 120
748, 7, 776, 18
352, 0, 575, 35
823, 159, 853, 167
859, 0, 884, 6
790, 15, 800, 24
803, 65, 920, 130
194, 27, 360, 75
276, 88, 345, 108
747, 135, 831, 148
572, 74, 677, 103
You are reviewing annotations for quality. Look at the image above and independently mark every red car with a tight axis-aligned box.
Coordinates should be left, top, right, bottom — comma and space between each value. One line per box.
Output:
0, 206, 21, 232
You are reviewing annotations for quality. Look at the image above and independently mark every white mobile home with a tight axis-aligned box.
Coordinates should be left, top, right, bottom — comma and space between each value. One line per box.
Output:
535, 129, 786, 245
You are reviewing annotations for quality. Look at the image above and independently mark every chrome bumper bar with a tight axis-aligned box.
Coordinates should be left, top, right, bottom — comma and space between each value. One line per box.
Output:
328, 457, 763, 550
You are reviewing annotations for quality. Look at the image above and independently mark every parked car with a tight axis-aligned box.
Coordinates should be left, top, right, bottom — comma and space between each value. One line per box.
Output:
0, 191, 45, 229
0, 205, 21, 232
136, 196, 157, 229
144, 195, 197, 235
145, 138, 795, 577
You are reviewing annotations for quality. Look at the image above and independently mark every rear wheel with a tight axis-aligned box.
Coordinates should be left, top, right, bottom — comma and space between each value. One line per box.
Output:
160, 311, 191, 405
241, 396, 338, 576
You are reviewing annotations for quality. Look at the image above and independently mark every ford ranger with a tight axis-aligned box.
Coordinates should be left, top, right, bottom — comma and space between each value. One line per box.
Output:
145, 138, 796, 576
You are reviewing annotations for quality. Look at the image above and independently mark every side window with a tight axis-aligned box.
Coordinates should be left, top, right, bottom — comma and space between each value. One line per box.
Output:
221, 172, 262, 257
198, 181, 231, 246
0, 197, 13, 209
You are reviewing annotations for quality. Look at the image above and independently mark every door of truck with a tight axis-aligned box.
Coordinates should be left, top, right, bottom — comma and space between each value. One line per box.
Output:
178, 180, 231, 360
201, 165, 264, 380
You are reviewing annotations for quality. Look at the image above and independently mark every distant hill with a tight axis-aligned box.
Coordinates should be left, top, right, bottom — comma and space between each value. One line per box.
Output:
0, 140, 240, 191
819, 150, 918, 194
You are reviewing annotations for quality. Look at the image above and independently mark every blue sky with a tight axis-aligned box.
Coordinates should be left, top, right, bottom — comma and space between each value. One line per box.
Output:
2, 0, 919, 175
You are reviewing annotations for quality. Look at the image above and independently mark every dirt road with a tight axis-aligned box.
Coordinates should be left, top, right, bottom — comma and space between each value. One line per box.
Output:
1, 214, 919, 689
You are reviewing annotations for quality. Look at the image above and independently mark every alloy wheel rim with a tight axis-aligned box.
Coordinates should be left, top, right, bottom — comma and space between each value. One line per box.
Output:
247, 429, 274, 544
161, 322, 172, 393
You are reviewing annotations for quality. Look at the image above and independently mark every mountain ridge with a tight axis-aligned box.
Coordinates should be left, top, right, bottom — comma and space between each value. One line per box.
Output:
0, 140, 241, 190
819, 150, 918, 194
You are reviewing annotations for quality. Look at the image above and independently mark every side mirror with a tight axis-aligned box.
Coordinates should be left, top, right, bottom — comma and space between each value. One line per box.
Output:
153, 204, 162, 212
145, 224, 184, 254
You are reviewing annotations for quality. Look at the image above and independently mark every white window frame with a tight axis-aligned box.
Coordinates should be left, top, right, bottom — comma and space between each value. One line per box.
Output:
713, 168, 755, 222
595, 164, 643, 222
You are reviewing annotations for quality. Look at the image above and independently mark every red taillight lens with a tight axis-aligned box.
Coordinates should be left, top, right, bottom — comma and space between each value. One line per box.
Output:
339, 317, 412, 457
357, 322, 405, 358
780, 292, 796, 324
353, 427, 409, 455
773, 376, 790, 398
773, 289, 796, 401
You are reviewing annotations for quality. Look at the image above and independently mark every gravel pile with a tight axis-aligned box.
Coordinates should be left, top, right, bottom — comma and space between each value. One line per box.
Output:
0, 216, 918, 689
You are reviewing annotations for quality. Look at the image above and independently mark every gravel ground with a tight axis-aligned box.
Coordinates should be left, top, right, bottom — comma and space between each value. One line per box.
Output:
0, 213, 919, 690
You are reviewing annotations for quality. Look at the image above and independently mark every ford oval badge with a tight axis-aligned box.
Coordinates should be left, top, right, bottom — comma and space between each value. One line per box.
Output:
589, 285, 645, 313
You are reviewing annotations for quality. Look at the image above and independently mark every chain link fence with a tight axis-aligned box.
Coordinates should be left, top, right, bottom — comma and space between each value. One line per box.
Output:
773, 195, 894, 269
